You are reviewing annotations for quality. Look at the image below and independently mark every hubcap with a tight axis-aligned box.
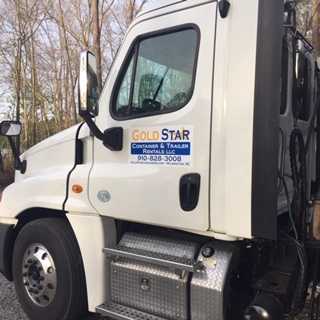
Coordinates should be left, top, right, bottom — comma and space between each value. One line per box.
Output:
22, 244, 57, 307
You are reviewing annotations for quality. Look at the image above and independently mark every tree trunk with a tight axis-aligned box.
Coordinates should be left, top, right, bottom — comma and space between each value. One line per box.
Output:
91, 0, 102, 92
313, 0, 320, 57
30, 36, 37, 145
14, 0, 23, 152
58, 0, 78, 125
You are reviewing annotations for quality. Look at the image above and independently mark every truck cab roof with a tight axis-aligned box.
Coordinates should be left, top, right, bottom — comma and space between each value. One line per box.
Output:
138, 0, 186, 17
137, 0, 213, 19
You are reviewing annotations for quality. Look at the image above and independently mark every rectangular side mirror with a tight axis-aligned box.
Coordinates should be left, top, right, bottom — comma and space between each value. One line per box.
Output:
79, 51, 99, 117
0, 120, 22, 137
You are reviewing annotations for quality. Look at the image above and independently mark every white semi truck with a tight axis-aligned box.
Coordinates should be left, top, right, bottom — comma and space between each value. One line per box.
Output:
0, 0, 319, 319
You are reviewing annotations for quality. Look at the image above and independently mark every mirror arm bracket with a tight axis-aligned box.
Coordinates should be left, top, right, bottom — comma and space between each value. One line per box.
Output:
81, 114, 123, 151
81, 113, 104, 141
8, 136, 27, 174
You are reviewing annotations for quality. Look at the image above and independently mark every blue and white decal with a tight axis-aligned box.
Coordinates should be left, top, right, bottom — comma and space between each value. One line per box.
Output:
129, 126, 193, 166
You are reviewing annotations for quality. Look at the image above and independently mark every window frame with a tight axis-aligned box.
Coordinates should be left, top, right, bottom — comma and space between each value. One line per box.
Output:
280, 39, 289, 115
299, 54, 311, 121
110, 24, 201, 121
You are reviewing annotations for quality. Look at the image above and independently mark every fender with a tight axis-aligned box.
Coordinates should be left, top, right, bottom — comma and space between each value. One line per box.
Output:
0, 123, 93, 220
67, 213, 116, 312
0, 165, 71, 220
0, 123, 99, 304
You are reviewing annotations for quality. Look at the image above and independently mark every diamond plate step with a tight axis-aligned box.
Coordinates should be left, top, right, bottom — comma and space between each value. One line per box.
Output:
96, 302, 168, 320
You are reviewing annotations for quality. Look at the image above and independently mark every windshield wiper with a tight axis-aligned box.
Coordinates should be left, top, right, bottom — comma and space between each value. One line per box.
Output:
152, 68, 169, 102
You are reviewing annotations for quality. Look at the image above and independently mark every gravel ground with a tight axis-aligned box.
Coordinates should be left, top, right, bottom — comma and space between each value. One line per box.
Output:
0, 274, 106, 320
0, 274, 27, 320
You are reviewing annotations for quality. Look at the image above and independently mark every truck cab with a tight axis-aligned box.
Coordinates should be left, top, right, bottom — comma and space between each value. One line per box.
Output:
73, 0, 281, 241
0, 1, 318, 320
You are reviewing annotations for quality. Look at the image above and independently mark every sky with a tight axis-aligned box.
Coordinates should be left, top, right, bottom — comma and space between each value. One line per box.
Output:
0, 99, 10, 121
0, 86, 11, 120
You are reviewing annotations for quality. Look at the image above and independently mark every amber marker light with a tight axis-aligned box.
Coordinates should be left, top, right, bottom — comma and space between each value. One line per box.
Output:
72, 184, 83, 194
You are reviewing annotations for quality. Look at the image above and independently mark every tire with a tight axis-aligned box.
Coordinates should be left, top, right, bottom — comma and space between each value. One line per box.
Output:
12, 218, 88, 320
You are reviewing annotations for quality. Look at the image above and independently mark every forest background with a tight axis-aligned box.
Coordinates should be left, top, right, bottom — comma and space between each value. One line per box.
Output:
0, 0, 317, 184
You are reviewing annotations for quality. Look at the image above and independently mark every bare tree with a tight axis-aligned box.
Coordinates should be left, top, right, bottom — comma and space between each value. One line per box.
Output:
312, 0, 320, 55
0, 0, 149, 174
91, 0, 102, 91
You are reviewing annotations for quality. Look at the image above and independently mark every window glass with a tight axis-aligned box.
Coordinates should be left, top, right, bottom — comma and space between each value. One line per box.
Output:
280, 40, 288, 115
298, 55, 310, 121
293, 52, 311, 121
116, 56, 134, 113
114, 28, 198, 118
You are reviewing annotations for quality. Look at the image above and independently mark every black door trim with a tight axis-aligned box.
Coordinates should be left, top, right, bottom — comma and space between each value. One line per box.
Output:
251, 0, 283, 240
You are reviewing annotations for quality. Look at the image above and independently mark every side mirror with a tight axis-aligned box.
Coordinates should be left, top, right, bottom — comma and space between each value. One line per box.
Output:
0, 120, 26, 174
0, 120, 21, 137
77, 51, 123, 151
79, 51, 99, 117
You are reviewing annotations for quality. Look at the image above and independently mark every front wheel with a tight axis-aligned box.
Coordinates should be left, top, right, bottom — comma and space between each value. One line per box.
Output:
12, 217, 88, 320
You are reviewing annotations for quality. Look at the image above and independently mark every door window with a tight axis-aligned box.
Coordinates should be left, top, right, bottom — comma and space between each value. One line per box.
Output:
112, 27, 199, 119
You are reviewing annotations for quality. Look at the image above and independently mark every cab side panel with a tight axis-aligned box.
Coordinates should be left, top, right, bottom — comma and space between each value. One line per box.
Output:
210, 0, 259, 238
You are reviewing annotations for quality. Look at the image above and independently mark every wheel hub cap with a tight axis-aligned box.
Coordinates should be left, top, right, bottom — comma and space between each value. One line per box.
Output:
22, 244, 57, 307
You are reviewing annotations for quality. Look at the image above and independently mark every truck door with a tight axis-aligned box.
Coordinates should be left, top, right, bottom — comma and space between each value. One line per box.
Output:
89, 2, 217, 232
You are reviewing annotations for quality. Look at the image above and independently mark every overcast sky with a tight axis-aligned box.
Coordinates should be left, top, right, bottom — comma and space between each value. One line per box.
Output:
0, 96, 9, 120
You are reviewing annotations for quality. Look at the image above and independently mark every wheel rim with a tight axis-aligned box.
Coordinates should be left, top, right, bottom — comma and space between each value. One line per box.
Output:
22, 243, 57, 307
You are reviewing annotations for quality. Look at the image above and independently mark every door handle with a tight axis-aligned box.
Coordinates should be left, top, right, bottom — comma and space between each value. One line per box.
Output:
179, 173, 201, 212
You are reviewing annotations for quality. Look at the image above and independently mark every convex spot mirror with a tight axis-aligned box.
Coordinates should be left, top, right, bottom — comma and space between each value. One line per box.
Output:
0, 120, 22, 137
79, 51, 99, 117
